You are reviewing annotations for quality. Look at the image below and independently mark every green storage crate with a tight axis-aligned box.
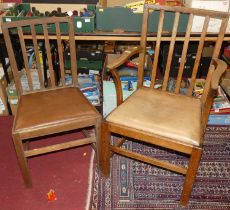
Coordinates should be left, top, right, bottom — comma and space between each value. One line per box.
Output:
65, 60, 102, 70
96, 7, 189, 33
3, 3, 95, 33
78, 60, 102, 69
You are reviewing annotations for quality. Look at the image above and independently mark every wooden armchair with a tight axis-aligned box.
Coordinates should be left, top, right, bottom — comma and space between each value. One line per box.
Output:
100, 5, 229, 205
2, 17, 102, 187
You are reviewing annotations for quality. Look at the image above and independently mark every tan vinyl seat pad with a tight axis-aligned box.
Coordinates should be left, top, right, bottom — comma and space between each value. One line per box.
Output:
106, 88, 202, 146
14, 87, 99, 132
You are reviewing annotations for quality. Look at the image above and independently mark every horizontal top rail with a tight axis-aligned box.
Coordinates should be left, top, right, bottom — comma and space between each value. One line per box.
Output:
146, 4, 230, 19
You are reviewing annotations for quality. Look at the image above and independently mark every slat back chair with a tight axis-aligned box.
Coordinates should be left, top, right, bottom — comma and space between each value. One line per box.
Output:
100, 4, 229, 206
3, 17, 78, 94
2, 17, 101, 187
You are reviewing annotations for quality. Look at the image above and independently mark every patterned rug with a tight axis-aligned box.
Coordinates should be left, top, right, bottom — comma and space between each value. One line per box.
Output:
90, 126, 230, 210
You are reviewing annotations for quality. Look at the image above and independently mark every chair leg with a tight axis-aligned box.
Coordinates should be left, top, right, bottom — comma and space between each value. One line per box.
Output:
99, 122, 111, 177
180, 147, 202, 206
12, 134, 32, 187
94, 118, 102, 166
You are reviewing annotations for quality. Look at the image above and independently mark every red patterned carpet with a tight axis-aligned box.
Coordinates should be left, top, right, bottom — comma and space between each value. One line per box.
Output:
0, 116, 95, 210
91, 126, 230, 210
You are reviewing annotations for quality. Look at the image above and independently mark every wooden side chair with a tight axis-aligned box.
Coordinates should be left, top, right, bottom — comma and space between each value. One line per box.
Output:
2, 17, 102, 187
100, 4, 229, 205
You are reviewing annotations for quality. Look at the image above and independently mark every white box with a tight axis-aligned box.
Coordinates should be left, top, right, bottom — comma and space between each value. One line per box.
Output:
184, 0, 230, 33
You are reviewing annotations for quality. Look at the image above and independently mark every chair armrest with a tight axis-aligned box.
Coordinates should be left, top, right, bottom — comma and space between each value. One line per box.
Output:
201, 58, 227, 134
107, 46, 143, 70
107, 46, 142, 106
211, 59, 227, 90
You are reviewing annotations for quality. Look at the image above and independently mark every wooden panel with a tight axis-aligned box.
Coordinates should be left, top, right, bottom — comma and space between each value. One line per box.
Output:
150, 10, 164, 88
188, 16, 209, 96
30, 24, 44, 89
162, 12, 180, 91
55, 22, 65, 87
68, 18, 78, 86
43, 23, 56, 87
174, 14, 193, 94
2, 27, 23, 95
137, 6, 148, 88
17, 26, 33, 91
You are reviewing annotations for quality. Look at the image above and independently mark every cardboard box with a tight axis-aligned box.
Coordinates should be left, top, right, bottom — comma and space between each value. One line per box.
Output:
184, 0, 230, 33
0, 3, 17, 33
106, 0, 136, 7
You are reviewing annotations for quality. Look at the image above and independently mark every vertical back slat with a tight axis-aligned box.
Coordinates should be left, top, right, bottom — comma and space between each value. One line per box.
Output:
174, 14, 194, 94
55, 22, 65, 87
2, 27, 23, 95
162, 12, 180, 91
187, 16, 209, 96
137, 6, 149, 88
68, 18, 77, 86
18, 26, 33, 91
150, 10, 164, 88
31, 24, 44, 89
43, 23, 56, 87
212, 18, 228, 59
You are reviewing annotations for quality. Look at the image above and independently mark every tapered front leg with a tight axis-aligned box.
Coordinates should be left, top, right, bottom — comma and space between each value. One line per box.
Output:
180, 147, 202, 206
99, 121, 111, 177
94, 117, 102, 166
12, 133, 32, 187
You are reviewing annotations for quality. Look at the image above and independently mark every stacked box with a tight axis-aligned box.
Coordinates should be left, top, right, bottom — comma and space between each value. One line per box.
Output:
183, 0, 230, 33
2, 3, 95, 33
96, 6, 188, 32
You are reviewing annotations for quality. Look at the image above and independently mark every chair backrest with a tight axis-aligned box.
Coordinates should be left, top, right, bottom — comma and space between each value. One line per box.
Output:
2, 17, 77, 96
138, 4, 228, 92
137, 4, 229, 130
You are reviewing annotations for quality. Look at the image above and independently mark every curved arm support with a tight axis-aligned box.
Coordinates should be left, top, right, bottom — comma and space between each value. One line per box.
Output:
110, 68, 123, 106
211, 59, 227, 90
201, 58, 227, 134
107, 46, 143, 70
107, 46, 142, 106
